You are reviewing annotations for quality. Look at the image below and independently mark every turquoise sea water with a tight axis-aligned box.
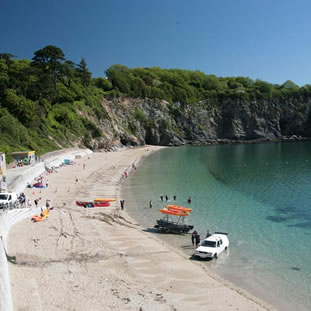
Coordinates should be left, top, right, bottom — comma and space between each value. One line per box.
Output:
122, 143, 311, 311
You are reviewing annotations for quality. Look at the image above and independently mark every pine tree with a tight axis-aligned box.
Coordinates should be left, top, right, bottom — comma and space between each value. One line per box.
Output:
77, 58, 91, 86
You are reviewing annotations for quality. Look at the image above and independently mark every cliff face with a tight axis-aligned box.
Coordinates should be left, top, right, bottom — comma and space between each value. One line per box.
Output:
90, 95, 311, 149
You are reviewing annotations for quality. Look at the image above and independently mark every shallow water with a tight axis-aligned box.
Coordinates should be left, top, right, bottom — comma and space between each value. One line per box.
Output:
122, 143, 311, 311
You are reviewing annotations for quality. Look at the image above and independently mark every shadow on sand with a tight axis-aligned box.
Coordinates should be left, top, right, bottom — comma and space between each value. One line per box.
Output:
143, 227, 190, 235
189, 254, 213, 262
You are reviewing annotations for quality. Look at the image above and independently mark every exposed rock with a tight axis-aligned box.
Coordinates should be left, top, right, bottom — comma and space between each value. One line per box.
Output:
87, 95, 311, 149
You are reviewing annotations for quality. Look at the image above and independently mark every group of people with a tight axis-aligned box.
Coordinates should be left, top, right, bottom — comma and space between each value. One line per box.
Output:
158, 195, 192, 204
17, 159, 25, 167
34, 197, 51, 210
123, 163, 137, 179
191, 230, 200, 247
147, 195, 192, 209
160, 194, 177, 202
17, 193, 49, 209
192, 230, 211, 247
18, 193, 27, 207
27, 176, 49, 188
37, 177, 48, 187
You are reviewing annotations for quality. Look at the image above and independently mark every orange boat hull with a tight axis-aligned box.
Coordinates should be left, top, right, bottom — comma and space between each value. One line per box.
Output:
159, 209, 189, 217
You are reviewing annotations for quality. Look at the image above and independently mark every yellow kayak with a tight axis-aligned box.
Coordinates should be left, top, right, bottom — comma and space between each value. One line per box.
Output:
42, 209, 49, 217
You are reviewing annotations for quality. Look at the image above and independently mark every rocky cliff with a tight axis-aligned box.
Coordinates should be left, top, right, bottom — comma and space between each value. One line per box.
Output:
87, 95, 311, 149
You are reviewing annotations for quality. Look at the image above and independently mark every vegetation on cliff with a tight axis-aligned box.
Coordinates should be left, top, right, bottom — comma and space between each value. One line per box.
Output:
0, 46, 105, 161
1, 45, 311, 161
102, 64, 311, 104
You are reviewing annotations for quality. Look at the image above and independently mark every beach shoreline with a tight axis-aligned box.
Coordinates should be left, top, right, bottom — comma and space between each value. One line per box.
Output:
8, 146, 276, 311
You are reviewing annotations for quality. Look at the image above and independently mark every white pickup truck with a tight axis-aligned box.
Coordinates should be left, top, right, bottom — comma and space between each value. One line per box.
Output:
0, 192, 19, 209
195, 232, 229, 259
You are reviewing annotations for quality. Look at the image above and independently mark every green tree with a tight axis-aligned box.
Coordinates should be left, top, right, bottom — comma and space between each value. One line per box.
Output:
93, 77, 113, 91
3, 89, 37, 125
0, 53, 15, 65
7, 59, 31, 96
227, 79, 243, 89
106, 64, 131, 93
235, 76, 254, 88
255, 80, 273, 94
77, 58, 91, 86
0, 59, 9, 92
281, 80, 299, 90
60, 60, 75, 87
32, 45, 65, 68
202, 75, 222, 91
31, 45, 65, 90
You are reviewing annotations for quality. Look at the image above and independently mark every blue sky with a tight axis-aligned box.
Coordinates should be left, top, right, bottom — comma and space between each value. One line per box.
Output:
1, 0, 311, 85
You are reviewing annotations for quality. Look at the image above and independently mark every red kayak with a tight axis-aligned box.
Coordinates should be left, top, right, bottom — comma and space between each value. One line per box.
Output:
76, 201, 89, 207
76, 201, 110, 207
93, 202, 110, 207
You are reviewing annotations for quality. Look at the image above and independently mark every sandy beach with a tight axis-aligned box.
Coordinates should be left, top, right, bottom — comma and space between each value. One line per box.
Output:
8, 146, 276, 311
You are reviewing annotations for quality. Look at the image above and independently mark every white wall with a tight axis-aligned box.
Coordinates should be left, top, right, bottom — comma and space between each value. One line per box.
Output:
6, 149, 93, 193
0, 207, 40, 311
7, 163, 45, 194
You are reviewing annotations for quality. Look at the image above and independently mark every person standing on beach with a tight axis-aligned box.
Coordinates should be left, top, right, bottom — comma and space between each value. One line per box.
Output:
149, 200, 152, 208
120, 199, 125, 210
165, 195, 168, 202
19, 193, 26, 208
191, 230, 197, 246
195, 233, 201, 247
45, 180, 49, 187
34, 197, 41, 208
83, 163, 86, 170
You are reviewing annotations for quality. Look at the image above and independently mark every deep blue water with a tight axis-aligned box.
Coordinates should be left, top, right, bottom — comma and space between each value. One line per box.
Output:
122, 143, 311, 311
